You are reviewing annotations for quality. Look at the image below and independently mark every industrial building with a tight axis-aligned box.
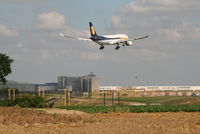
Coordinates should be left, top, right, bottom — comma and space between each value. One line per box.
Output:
58, 72, 100, 92
0, 80, 37, 92
2, 74, 200, 93
37, 83, 58, 91
0, 73, 100, 93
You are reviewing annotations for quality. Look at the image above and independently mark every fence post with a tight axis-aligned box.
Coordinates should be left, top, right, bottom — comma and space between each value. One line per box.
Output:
97, 91, 99, 99
68, 90, 71, 106
38, 89, 41, 97
103, 91, 106, 106
42, 89, 45, 98
13, 89, 16, 101
64, 89, 67, 106
8, 89, 11, 100
117, 91, 120, 106
112, 90, 114, 106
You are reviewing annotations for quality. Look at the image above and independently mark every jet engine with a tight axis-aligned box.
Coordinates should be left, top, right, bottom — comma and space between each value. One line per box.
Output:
125, 41, 133, 46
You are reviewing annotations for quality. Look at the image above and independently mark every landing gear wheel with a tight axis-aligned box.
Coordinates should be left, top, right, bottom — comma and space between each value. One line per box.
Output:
115, 45, 120, 50
99, 46, 104, 50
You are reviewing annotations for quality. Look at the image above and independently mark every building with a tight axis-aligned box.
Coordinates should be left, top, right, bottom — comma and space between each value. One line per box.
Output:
99, 86, 200, 91
0, 80, 37, 94
136, 86, 200, 91
58, 72, 100, 92
99, 86, 121, 91
37, 83, 58, 91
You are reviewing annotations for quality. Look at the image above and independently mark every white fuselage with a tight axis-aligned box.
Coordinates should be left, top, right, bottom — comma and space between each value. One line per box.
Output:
94, 34, 129, 46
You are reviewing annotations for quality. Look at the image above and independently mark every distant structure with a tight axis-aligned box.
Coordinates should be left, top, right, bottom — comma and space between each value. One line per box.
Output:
37, 83, 58, 91
58, 72, 100, 92
99, 86, 200, 91
0, 73, 100, 93
0, 80, 37, 92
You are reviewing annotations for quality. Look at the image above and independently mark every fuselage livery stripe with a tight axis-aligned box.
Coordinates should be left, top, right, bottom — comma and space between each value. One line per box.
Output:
90, 36, 129, 41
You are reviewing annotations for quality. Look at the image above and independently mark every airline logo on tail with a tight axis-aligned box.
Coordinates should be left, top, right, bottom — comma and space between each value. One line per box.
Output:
89, 22, 97, 36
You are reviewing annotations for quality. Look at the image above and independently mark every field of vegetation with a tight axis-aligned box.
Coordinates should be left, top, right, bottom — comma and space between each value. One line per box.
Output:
105, 96, 200, 105
51, 95, 200, 107
58, 105, 200, 113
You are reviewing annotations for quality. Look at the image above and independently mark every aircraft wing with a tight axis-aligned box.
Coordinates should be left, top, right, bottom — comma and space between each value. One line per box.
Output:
60, 33, 92, 42
129, 35, 149, 41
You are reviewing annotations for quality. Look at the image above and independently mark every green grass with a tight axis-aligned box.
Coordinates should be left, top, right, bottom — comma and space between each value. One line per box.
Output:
106, 96, 199, 105
58, 105, 200, 113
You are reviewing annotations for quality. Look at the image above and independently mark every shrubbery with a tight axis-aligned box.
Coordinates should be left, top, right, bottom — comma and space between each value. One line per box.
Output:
58, 105, 200, 113
0, 95, 46, 108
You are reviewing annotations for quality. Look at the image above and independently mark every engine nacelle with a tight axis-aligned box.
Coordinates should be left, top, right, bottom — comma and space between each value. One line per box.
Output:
125, 41, 133, 46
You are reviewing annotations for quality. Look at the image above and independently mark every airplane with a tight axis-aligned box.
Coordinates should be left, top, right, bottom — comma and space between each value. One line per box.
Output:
60, 22, 148, 50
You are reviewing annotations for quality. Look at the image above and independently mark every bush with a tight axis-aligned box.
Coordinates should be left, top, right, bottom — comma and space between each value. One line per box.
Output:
58, 105, 200, 113
0, 99, 16, 106
0, 95, 46, 108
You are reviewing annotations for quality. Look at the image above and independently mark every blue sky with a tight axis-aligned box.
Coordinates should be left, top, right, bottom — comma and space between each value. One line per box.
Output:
1, 0, 200, 86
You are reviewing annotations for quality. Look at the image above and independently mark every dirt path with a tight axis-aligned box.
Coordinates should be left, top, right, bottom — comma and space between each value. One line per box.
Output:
34, 108, 86, 115
0, 107, 200, 134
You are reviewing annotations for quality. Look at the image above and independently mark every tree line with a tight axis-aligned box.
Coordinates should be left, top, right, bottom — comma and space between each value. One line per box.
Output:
0, 53, 14, 84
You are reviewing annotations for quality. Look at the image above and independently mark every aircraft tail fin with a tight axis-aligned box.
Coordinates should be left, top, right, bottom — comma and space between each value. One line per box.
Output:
89, 22, 97, 36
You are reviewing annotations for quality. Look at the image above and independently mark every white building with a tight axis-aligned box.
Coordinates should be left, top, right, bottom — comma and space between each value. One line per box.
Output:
99, 86, 200, 91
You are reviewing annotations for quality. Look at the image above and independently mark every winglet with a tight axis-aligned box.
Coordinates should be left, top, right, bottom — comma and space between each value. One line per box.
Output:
60, 33, 64, 37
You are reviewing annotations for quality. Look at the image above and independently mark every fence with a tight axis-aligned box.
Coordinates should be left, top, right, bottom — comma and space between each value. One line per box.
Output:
0, 88, 200, 106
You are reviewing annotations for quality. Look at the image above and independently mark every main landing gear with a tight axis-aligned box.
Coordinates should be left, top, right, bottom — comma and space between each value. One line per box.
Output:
99, 45, 104, 50
115, 45, 120, 50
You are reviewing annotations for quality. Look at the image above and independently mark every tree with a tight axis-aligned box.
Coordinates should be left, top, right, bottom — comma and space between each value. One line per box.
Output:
0, 53, 14, 84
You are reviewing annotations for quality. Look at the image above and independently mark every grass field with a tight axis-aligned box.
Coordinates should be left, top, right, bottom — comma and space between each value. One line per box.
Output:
52, 95, 200, 106
116, 96, 200, 105
58, 105, 200, 113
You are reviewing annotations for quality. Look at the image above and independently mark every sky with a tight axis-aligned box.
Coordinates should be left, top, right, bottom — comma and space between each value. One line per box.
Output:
1, 0, 200, 86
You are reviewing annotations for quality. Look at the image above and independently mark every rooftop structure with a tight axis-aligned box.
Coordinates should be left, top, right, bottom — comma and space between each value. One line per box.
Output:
58, 72, 100, 92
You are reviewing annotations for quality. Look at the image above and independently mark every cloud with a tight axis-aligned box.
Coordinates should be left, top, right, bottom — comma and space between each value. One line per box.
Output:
0, 0, 45, 2
119, 0, 200, 14
110, 0, 200, 42
16, 43, 23, 48
0, 24, 18, 37
37, 11, 89, 38
81, 52, 104, 61
141, 49, 169, 61
187, 27, 200, 40
37, 11, 66, 30
157, 29, 182, 41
